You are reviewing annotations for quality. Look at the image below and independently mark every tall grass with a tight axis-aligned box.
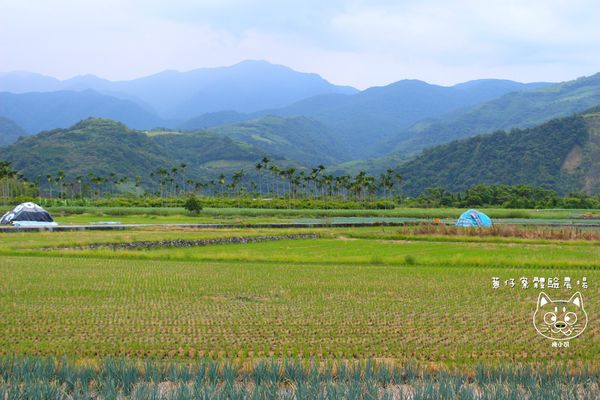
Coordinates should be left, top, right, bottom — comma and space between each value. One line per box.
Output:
400, 225, 600, 241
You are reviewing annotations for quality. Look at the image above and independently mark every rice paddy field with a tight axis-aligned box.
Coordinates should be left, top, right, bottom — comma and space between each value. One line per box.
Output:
0, 211, 599, 398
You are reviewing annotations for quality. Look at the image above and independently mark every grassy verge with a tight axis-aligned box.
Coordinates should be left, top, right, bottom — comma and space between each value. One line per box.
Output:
33, 206, 600, 222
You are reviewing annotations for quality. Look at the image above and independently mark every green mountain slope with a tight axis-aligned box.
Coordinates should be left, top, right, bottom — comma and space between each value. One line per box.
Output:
178, 111, 248, 130
206, 116, 346, 165
263, 79, 549, 159
0, 118, 267, 185
382, 73, 600, 157
396, 109, 600, 196
0, 117, 26, 147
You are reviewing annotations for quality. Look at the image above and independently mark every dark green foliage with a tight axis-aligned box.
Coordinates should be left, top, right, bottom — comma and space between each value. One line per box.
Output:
406, 184, 600, 209
207, 115, 347, 164
0, 118, 265, 187
183, 194, 203, 214
151, 130, 264, 167
0, 160, 38, 201
0, 118, 169, 184
398, 115, 590, 196
15, 196, 396, 210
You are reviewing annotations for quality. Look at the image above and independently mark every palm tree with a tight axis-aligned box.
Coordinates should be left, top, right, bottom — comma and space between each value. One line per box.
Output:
261, 157, 270, 195
158, 168, 168, 198
179, 163, 187, 193
392, 170, 402, 204
0, 162, 17, 203
255, 161, 263, 198
170, 167, 179, 197
218, 174, 226, 197
75, 176, 83, 199
281, 168, 296, 207
268, 164, 280, 197
56, 170, 65, 199
232, 169, 245, 198
46, 174, 53, 199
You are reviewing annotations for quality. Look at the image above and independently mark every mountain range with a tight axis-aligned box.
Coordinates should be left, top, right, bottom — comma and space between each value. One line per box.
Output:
0, 90, 162, 134
0, 61, 551, 150
1, 61, 600, 195
0, 60, 356, 121
253, 79, 550, 159
379, 72, 600, 159
2, 106, 599, 195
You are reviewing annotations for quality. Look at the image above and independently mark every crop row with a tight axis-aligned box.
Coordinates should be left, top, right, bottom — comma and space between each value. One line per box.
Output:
0, 356, 599, 399
1, 256, 597, 364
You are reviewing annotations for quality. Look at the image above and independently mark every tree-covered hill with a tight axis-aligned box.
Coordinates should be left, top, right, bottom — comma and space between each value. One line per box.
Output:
0, 118, 268, 186
178, 111, 248, 130
206, 116, 347, 165
397, 110, 600, 196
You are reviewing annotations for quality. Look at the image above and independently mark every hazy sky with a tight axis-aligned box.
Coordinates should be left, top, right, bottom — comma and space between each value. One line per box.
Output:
2, 0, 600, 88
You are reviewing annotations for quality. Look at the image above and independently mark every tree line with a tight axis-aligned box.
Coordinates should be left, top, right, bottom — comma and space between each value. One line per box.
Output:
26, 157, 403, 206
1, 159, 599, 209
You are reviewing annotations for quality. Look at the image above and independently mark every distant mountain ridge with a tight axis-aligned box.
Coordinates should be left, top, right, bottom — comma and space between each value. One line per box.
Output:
252, 79, 550, 159
0, 90, 163, 134
5, 62, 600, 187
0, 61, 358, 120
380, 73, 600, 158
0, 62, 552, 152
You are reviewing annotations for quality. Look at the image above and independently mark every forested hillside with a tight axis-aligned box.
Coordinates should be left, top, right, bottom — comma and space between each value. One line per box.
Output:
398, 113, 597, 195
0, 119, 267, 186
207, 116, 347, 165
382, 73, 600, 157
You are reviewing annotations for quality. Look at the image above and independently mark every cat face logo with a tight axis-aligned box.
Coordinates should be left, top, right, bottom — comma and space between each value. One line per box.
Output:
533, 292, 587, 341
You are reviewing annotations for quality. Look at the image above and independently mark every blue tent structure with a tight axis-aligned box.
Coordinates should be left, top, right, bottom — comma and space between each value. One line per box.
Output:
455, 209, 492, 227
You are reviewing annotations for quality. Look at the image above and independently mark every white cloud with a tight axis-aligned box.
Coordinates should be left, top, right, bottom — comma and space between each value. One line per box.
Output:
0, 0, 599, 88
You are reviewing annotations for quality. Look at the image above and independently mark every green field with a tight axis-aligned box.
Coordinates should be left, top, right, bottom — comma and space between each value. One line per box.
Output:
11, 206, 599, 225
0, 224, 598, 367
1, 216, 599, 398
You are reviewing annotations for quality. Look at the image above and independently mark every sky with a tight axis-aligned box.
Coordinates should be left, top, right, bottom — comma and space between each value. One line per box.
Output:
1, 0, 600, 89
